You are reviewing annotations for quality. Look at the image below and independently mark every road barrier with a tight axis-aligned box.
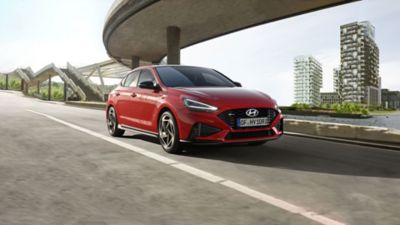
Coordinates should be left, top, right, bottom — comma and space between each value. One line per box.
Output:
285, 119, 400, 145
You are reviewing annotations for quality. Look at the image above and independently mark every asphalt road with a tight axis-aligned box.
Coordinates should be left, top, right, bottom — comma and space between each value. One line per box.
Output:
1, 90, 400, 225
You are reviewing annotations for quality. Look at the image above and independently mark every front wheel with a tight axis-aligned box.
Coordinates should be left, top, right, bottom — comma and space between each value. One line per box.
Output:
107, 106, 125, 137
158, 111, 183, 154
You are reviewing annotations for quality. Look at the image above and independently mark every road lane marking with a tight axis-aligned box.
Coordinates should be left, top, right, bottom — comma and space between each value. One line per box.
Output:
171, 163, 226, 183
221, 180, 344, 225
27, 109, 346, 225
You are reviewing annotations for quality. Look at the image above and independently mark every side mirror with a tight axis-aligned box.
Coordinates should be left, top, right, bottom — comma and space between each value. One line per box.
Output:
139, 81, 161, 91
233, 81, 242, 87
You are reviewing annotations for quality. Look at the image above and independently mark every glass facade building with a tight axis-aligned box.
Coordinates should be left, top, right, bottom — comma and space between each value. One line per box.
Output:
294, 55, 322, 106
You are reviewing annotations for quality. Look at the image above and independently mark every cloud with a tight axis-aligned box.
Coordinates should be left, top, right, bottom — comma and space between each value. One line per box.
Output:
380, 61, 400, 91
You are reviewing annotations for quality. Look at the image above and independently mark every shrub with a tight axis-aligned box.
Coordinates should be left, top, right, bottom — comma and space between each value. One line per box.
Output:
320, 103, 330, 109
361, 108, 369, 115
40, 91, 48, 100
9, 79, 21, 90
52, 90, 64, 100
332, 102, 368, 114
291, 103, 310, 110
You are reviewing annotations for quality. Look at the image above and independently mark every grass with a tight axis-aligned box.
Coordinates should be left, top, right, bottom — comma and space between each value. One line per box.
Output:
28, 82, 65, 101
369, 110, 400, 116
288, 102, 400, 116
0, 78, 22, 90
289, 102, 369, 115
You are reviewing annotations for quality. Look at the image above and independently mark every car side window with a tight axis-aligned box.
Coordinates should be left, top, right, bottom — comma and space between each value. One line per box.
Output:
138, 69, 156, 85
123, 71, 140, 87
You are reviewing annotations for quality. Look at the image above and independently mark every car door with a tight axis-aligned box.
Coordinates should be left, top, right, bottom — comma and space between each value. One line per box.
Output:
116, 71, 140, 126
130, 69, 162, 132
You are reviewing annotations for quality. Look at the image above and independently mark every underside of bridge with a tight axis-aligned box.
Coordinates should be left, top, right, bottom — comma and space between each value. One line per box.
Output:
104, 0, 357, 68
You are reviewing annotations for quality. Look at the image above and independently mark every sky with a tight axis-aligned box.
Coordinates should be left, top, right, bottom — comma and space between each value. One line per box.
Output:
0, 0, 399, 105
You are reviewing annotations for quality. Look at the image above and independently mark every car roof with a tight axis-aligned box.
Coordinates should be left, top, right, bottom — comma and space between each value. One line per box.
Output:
134, 64, 212, 71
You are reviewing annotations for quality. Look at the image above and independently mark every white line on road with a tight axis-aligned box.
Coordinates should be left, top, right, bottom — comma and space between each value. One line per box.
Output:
27, 109, 346, 225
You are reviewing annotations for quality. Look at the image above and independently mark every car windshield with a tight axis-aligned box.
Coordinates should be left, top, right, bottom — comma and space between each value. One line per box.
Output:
156, 66, 236, 87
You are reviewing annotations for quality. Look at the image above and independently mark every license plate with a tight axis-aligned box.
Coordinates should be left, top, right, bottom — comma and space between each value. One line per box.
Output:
236, 117, 269, 127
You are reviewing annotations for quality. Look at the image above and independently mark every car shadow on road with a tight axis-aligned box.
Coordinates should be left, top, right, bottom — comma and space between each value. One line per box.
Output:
179, 135, 400, 178
119, 134, 160, 144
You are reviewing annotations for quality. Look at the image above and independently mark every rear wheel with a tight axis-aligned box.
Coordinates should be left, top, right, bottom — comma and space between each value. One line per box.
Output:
158, 111, 182, 154
107, 106, 125, 137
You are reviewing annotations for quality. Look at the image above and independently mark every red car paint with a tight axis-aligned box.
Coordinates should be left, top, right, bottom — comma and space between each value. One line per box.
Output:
107, 65, 283, 144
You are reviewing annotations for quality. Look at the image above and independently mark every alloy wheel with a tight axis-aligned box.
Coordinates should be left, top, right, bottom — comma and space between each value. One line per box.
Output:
107, 107, 116, 134
159, 113, 176, 149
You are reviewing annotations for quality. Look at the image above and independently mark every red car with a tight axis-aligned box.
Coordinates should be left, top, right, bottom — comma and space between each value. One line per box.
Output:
106, 65, 283, 153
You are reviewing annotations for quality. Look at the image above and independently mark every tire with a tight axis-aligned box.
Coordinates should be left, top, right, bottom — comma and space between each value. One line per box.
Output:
248, 140, 267, 146
158, 111, 183, 154
107, 106, 125, 137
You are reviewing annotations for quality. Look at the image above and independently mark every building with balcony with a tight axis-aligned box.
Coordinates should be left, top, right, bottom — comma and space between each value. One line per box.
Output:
294, 55, 322, 106
333, 67, 343, 101
339, 21, 380, 106
320, 92, 341, 105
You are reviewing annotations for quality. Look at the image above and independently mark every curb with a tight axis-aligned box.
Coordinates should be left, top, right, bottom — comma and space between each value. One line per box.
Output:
65, 101, 106, 110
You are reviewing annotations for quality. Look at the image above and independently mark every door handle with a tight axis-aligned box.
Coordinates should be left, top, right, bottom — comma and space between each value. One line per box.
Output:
115, 92, 120, 96
131, 93, 137, 97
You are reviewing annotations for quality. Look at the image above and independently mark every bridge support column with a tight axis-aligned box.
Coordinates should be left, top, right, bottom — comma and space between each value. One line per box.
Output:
48, 75, 51, 101
97, 67, 106, 101
131, 56, 140, 69
64, 82, 68, 102
167, 26, 180, 65
5, 74, 9, 90
25, 83, 29, 95
21, 79, 24, 91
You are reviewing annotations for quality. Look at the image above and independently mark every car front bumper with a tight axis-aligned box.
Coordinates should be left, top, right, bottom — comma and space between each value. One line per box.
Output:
177, 107, 284, 144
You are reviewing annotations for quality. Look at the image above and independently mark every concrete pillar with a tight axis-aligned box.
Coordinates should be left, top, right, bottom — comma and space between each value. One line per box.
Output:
48, 75, 51, 101
97, 67, 105, 91
5, 74, 9, 90
97, 67, 106, 101
131, 55, 140, 69
26, 83, 29, 95
167, 26, 181, 65
37, 81, 40, 94
21, 79, 24, 91
64, 82, 68, 102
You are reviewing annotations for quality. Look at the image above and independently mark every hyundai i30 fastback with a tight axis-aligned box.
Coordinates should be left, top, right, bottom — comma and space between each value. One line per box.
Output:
106, 65, 283, 153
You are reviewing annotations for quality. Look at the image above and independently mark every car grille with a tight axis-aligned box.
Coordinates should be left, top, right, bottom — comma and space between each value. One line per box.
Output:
218, 108, 278, 129
225, 130, 275, 140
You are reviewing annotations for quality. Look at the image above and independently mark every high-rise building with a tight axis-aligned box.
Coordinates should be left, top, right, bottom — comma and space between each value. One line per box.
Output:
333, 67, 343, 103
339, 21, 380, 106
333, 68, 342, 96
320, 92, 340, 105
294, 55, 322, 106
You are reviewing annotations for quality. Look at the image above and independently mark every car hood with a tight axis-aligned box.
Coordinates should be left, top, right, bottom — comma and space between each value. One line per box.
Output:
173, 87, 276, 108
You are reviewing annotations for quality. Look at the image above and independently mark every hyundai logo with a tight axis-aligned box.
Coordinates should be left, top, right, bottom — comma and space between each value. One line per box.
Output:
245, 108, 259, 117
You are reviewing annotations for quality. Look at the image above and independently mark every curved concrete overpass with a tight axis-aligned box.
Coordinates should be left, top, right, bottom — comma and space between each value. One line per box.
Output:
104, 0, 356, 68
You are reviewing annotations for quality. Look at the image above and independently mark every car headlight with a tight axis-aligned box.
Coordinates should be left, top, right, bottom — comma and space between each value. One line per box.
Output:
183, 98, 218, 112
274, 104, 281, 113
